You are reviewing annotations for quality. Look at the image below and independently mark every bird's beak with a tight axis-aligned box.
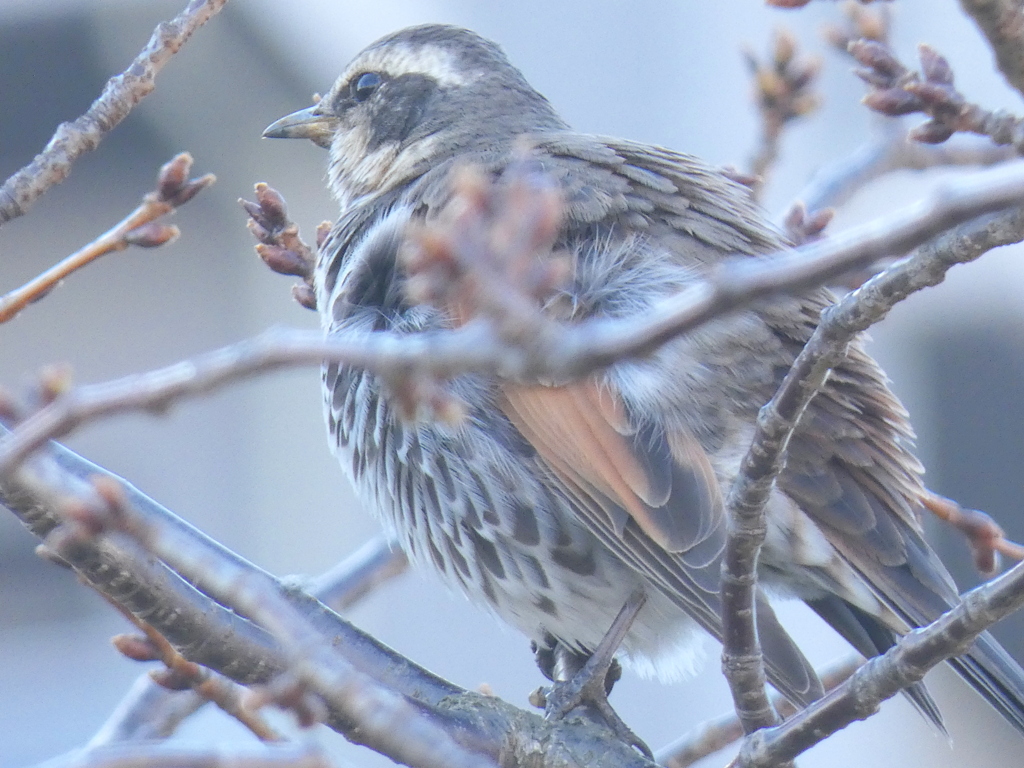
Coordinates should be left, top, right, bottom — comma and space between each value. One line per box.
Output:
263, 106, 338, 149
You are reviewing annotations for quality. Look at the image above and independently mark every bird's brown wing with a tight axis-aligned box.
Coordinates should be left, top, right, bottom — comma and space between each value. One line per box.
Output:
763, 294, 956, 613
532, 132, 783, 257
512, 132, 1024, 730
533, 130, 952, 609
767, 293, 1024, 733
500, 379, 720, 554
499, 378, 825, 707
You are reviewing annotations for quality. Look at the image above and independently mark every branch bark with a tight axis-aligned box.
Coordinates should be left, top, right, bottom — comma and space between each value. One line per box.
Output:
0, 0, 228, 226
720, 199, 1024, 758
0, 431, 658, 768
5, 160, 1024, 478
732, 556, 1024, 768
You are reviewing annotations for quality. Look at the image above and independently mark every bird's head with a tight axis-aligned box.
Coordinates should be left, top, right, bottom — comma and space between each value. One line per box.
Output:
264, 24, 566, 207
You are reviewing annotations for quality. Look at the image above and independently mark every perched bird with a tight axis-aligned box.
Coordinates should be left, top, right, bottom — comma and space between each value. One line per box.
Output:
264, 23, 1024, 741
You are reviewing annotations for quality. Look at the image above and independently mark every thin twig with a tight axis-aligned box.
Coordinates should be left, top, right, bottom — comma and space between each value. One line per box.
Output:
656, 656, 862, 768
1, 446, 286, 680
78, 477, 496, 768
923, 492, 1024, 575
308, 536, 408, 612
732, 557, 1024, 768
721, 199, 1024, 757
851, 39, 1024, 148
86, 674, 205, 747
796, 128, 1015, 215
0, 410, 663, 768
745, 29, 821, 201
109, 614, 282, 742
0, 423, 460, 708
0, 153, 214, 324
5, 160, 1024, 476
89, 534, 406, 745
86, 536, 403, 745
0, 0, 228, 227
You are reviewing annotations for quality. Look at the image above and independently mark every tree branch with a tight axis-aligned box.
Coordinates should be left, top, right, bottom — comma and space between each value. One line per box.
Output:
796, 128, 1015, 215
0, 430, 659, 768
5, 159, 1024, 477
720, 199, 1024, 756
73, 478, 494, 768
86, 674, 206, 747
0, 426, 460, 706
86, 533, 406, 747
656, 655, 862, 768
744, 29, 821, 201
0, 153, 214, 324
851, 39, 1024, 148
307, 536, 407, 613
0, 0, 228, 227
732, 556, 1024, 768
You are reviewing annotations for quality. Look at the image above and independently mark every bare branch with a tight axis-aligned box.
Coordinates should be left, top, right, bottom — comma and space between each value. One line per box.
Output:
0, 0, 228, 227
88, 535, 406, 745
86, 674, 205, 747
0, 425, 460, 706
307, 536, 408, 613
922, 492, 1024, 575
793, 6, 1015, 216
656, 656, 862, 768
744, 29, 821, 200
6, 160, 1024, 477
110, 619, 282, 742
1, 428, 664, 768
721, 198, 1024, 758
0, 443, 286, 682
732, 556, 1024, 768
55, 477, 482, 768
796, 128, 1016, 214
0, 153, 214, 324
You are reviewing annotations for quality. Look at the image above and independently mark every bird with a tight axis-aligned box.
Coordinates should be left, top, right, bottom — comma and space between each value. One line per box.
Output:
262, 23, 1024, 745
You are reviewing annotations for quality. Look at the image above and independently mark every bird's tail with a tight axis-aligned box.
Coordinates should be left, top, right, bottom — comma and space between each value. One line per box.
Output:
951, 631, 1024, 735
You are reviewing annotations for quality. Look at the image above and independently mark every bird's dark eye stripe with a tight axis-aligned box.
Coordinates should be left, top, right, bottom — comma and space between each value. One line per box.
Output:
352, 71, 383, 102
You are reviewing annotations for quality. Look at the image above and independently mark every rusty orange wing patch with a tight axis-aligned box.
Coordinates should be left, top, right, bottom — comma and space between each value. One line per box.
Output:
499, 379, 722, 554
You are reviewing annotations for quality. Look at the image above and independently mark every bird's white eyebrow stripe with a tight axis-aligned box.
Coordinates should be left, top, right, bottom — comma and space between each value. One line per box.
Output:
343, 44, 474, 88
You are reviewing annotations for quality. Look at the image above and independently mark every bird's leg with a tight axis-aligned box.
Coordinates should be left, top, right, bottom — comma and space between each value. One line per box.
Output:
532, 588, 651, 757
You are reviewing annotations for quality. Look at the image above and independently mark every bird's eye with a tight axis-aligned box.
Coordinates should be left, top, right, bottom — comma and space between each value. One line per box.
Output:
352, 72, 383, 102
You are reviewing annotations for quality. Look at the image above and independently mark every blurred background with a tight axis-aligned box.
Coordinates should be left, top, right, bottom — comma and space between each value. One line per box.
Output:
2, 1, 1023, 766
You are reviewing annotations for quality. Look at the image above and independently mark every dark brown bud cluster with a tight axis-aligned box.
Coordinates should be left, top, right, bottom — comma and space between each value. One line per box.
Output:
154, 152, 216, 208
402, 158, 569, 329
852, 40, 1024, 150
241, 183, 323, 310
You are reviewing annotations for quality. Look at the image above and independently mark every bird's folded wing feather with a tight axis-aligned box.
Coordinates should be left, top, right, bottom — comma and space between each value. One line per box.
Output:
499, 378, 824, 706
